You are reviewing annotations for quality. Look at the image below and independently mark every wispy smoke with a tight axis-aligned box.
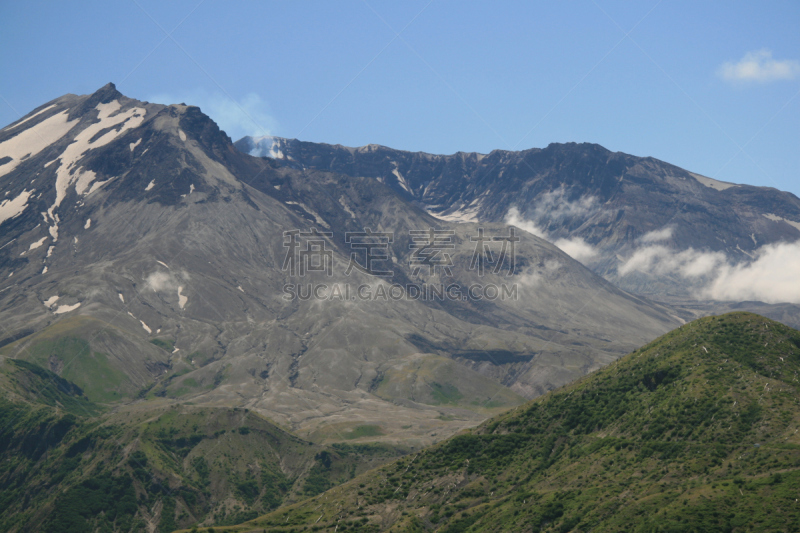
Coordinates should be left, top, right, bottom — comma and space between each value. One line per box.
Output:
505, 188, 601, 263
148, 89, 278, 141
527, 187, 602, 224
145, 270, 189, 292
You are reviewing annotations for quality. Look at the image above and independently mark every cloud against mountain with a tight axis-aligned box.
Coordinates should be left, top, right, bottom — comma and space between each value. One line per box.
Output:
504, 188, 602, 263
505, 207, 598, 263
717, 49, 800, 83
620, 240, 800, 305
639, 226, 674, 243
704, 241, 800, 304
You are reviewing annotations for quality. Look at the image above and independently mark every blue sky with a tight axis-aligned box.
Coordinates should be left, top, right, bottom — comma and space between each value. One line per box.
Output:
1, 0, 798, 195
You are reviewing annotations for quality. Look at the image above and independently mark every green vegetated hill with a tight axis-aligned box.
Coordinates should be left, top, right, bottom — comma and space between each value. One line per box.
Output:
0, 357, 407, 532
214, 312, 800, 533
0, 316, 171, 403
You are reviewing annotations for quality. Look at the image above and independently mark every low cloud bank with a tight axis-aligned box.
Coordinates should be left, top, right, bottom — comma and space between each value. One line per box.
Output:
705, 242, 800, 304
620, 232, 800, 304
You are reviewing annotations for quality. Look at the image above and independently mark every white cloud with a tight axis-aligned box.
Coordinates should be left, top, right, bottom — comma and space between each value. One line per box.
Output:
146, 270, 189, 291
505, 206, 546, 238
704, 242, 800, 304
552, 237, 597, 262
148, 89, 278, 141
717, 49, 800, 83
619, 245, 726, 278
145, 271, 176, 292
505, 206, 598, 263
619, 240, 800, 304
528, 187, 602, 223
640, 226, 673, 243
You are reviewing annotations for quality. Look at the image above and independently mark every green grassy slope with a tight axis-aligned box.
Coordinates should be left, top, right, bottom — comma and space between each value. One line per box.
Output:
217, 312, 800, 532
0, 356, 99, 415
0, 358, 407, 532
0, 316, 171, 403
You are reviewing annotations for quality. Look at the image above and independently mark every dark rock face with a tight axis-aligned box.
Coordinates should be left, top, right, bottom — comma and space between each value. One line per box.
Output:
238, 135, 800, 307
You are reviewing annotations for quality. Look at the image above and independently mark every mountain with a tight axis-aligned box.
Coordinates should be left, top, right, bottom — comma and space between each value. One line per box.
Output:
0, 84, 682, 446
215, 312, 800, 533
237, 135, 800, 315
0, 356, 406, 532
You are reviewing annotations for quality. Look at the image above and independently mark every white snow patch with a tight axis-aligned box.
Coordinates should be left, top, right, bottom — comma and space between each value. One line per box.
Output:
74, 169, 98, 195
43, 295, 59, 308
338, 196, 357, 219
763, 213, 800, 232
46, 246, 54, 257
432, 204, 480, 223
0, 110, 78, 179
392, 165, 412, 193
172, 347, 180, 353
144, 180, 155, 191
736, 244, 754, 258
690, 172, 738, 191
28, 237, 48, 250
237, 285, 244, 292
54, 302, 81, 314
0, 189, 35, 225
118, 293, 125, 303
47, 101, 146, 232
177, 286, 187, 309
84, 218, 91, 229
129, 138, 141, 152
285, 201, 329, 228
140, 320, 152, 334
5, 104, 56, 130
156, 260, 169, 269
88, 178, 112, 194
178, 129, 186, 141
41, 266, 48, 274
189, 183, 195, 195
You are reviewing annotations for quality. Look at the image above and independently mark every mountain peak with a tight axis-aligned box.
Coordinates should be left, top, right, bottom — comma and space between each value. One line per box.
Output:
90, 81, 122, 102
70, 82, 124, 118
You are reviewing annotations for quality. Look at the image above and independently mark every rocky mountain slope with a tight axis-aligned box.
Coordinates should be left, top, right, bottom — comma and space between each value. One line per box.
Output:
238, 136, 800, 310
0, 84, 680, 446
217, 312, 800, 532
